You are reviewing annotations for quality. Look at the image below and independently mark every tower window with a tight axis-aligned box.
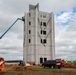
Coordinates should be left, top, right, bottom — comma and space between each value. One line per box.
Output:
43, 39, 46, 43
41, 39, 47, 44
44, 58, 47, 62
40, 58, 43, 63
41, 39, 43, 43
29, 13, 31, 17
43, 22, 46, 26
40, 22, 42, 26
40, 15, 42, 17
29, 30, 31, 34
41, 30, 42, 34
43, 31, 46, 35
29, 21, 31, 25
41, 30, 46, 35
43, 15, 46, 18
29, 39, 31, 43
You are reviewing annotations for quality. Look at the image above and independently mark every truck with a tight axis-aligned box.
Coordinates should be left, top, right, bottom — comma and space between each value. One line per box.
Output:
42, 60, 62, 69
56, 59, 65, 67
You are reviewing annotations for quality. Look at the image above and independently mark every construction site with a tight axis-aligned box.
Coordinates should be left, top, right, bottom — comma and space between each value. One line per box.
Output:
0, 3, 76, 75
0, 62, 76, 75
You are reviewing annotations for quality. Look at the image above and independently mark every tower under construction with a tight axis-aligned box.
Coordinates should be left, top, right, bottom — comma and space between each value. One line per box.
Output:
23, 4, 55, 64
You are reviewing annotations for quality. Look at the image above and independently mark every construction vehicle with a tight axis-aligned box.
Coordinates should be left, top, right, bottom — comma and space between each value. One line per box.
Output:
0, 17, 24, 39
56, 59, 65, 67
0, 57, 5, 72
19, 60, 25, 66
42, 60, 63, 69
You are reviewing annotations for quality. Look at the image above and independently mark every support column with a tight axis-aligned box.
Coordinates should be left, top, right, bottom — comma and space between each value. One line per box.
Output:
35, 7, 38, 64
23, 13, 28, 64
51, 12, 55, 60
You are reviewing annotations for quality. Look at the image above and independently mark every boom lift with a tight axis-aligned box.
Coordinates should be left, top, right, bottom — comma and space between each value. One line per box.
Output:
0, 17, 25, 72
0, 17, 24, 39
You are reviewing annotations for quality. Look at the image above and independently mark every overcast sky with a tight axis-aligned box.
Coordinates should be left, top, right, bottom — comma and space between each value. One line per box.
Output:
0, 0, 76, 61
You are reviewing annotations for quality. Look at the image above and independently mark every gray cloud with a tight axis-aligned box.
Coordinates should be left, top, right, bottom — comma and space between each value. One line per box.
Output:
56, 21, 76, 60
1, 0, 76, 14
0, 47, 22, 50
0, 0, 76, 60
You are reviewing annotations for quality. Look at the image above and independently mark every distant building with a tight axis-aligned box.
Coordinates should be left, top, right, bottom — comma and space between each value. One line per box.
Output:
23, 4, 55, 64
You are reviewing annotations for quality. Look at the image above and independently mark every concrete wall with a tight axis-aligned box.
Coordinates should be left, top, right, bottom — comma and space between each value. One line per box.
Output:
23, 4, 55, 64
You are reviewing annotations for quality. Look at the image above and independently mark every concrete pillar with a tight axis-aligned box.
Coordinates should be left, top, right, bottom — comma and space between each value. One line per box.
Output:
23, 13, 28, 63
51, 12, 55, 60
35, 7, 38, 64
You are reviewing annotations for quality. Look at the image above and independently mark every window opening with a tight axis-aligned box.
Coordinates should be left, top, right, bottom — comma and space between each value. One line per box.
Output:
43, 22, 46, 26
43, 39, 46, 43
40, 58, 43, 64
29, 21, 31, 25
44, 58, 47, 62
29, 30, 31, 34
29, 39, 31, 43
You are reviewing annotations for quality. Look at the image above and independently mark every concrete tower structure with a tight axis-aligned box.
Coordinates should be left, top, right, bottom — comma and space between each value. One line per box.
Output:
23, 4, 55, 64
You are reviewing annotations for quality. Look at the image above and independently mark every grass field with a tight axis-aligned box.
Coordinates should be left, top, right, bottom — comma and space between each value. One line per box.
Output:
0, 68, 76, 75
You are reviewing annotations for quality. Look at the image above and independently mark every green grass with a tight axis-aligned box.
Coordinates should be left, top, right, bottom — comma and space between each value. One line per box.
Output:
0, 68, 76, 75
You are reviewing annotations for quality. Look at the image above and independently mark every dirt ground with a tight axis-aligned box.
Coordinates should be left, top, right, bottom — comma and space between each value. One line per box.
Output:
4, 64, 76, 71
64, 64, 76, 69
5, 65, 42, 71
0, 65, 76, 75
5, 65, 76, 72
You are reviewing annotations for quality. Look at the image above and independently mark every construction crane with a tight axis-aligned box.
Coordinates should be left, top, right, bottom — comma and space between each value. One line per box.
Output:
0, 17, 24, 39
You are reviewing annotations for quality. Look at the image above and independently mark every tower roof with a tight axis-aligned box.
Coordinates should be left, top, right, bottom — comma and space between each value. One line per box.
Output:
29, 3, 39, 11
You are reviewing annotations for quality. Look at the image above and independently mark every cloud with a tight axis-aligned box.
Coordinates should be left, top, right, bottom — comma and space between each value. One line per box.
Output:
56, 11, 76, 26
56, 21, 76, 60
0, 0, 76, 13
0, 48, 23, 60
55, 7, 76, 60
72, 7, 76, 13
0, 0, 76, 60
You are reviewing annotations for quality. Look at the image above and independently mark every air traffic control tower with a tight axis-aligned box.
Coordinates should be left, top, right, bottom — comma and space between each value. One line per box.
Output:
23, 4, 55, 64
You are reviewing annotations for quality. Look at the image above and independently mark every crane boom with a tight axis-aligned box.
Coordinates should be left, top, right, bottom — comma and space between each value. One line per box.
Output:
0, 18, 23, 39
